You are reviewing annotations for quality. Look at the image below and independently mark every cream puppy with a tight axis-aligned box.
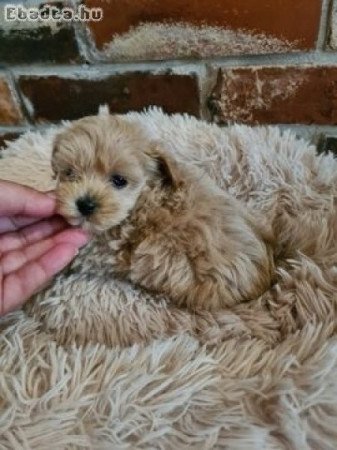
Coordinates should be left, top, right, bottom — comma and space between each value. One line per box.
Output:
52, 114, 275, 311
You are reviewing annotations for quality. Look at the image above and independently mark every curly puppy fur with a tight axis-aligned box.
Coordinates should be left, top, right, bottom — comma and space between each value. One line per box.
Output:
52, 115, 275, 310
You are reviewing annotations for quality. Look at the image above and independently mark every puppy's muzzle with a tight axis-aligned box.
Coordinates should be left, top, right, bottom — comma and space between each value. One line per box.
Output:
76, 195, 98, 217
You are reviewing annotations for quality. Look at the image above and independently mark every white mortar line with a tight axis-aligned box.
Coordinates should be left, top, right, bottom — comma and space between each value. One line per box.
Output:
66, 0, 99, 63
278, 124, 337, 133
72, 22, 92, 63
277, 124, 337, 140
7, 68, 35, 125
0, 124, 50, 134
317, 0, 332, 50
1, 70, 29, 125
207, 51, 337, 68
9, 51, 337, 79
10, 62, 203, 78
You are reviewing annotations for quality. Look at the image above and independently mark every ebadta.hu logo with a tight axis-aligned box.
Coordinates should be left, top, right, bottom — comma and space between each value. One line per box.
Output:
3, 3, 103, 22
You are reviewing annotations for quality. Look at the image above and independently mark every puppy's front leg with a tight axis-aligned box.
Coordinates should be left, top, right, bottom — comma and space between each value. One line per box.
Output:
123, 234, 234, 311
127, 234, 195, 305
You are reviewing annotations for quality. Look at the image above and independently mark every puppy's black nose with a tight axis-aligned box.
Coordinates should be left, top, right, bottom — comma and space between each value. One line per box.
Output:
76, 196, 97, 217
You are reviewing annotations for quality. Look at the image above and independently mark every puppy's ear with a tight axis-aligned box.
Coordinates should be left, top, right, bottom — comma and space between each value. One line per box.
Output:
145, 144, 183, 189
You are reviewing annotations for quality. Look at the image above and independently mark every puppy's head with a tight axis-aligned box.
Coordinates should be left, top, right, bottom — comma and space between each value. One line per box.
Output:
52, 115, 181, 233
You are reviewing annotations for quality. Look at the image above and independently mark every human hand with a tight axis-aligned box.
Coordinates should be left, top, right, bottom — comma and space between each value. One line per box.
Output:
0, 181, 89, 316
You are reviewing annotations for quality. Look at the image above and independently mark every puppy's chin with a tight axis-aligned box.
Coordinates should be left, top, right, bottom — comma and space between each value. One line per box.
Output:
60, 207, 129, 233
67, 217, 84, 227
62, 215, 121, 234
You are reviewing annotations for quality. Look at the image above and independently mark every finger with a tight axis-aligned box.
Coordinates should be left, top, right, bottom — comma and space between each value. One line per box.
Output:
0, 215, 44, 234
1, 228, 89, 275
1, 243, 79, 316
0, 216, 67, 252
0, 181, 56, 217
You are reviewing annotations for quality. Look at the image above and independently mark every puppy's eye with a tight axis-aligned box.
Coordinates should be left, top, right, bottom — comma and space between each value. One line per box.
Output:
63, 167, 75, 180
110, 174, 128, 189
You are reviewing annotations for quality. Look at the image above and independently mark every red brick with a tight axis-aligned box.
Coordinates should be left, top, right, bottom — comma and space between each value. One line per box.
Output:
0, 78, 23, 125
85, 0, 322, 57
208, 66, 337, 125
0, 1, 80, 63
18, 73, 200, 122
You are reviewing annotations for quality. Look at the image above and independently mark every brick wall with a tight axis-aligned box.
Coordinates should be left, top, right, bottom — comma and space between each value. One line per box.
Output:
0, 0, 337, 152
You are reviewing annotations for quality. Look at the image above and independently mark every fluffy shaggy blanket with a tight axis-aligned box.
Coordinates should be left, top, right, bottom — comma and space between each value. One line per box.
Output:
1, 109, 337, 450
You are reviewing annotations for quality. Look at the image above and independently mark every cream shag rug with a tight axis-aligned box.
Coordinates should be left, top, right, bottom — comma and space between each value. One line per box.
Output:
1, 109, 337, 450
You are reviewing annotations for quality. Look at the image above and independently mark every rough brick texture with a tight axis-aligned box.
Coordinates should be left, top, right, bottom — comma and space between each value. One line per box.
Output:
0, 78, 23, 125
86, 0, 322, 59
0, 1, 80, 63
208, 67, 337, 125
0, 27, 79, 64
18, 74, 200, 122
